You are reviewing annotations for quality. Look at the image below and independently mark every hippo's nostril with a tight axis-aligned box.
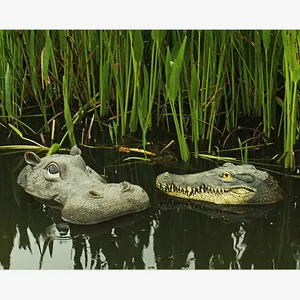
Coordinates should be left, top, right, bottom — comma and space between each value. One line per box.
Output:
87, 190, 103, 198
121, 181, 131, 192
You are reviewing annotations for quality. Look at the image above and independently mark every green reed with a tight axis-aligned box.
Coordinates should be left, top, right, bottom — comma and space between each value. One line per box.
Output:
280, 30, 300, 169
0, 30, 299, 168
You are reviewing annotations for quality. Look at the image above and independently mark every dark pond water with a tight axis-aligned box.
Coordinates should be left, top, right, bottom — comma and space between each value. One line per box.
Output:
1, 144, 300, 270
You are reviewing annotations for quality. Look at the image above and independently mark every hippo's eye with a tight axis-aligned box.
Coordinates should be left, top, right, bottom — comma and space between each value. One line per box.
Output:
43, 162, 61, 182
222, 172, 232, 179
48, 163, 59, 174
46, 163, 60, 178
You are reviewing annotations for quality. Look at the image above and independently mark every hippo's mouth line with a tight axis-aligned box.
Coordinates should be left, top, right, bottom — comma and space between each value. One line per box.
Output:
24, 188, 53, 202
24, 191, 64, 209
52, 194, 63, 204
61, 203, 151, 225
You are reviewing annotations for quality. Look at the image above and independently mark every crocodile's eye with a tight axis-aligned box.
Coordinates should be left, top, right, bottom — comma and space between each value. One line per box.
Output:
47, 163, 60, 178
222, 172, 232, 179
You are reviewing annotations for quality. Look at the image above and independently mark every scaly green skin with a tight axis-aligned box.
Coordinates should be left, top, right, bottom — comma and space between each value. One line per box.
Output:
17, 145, 150, 225
156, 163, 283, 205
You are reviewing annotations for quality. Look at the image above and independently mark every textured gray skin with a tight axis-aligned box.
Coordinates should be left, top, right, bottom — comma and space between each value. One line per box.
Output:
17, 147, 107, 203
156, 162, 283, 205
61, 183, 150, 225
17, 145, 150, 225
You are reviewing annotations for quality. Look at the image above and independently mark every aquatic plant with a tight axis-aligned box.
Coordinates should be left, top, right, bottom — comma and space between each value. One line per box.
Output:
0, 30, 299, 168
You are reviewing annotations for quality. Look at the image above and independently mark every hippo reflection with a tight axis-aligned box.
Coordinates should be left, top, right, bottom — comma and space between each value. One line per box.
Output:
17, 145, 150, 225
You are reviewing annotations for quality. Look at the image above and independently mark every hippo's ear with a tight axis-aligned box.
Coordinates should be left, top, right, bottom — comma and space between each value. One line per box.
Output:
24, 152, 41, 166
70, 145, 82, 156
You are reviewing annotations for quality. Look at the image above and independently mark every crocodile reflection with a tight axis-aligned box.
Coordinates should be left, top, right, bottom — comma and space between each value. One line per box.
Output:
157, 196, 280, 223
154, 197, 282, 269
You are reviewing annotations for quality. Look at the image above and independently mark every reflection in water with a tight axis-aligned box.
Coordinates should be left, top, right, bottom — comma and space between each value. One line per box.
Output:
291, 240, 300, 269
39, 223, 72, 269
142, 219, 159, 269
208, 254, 225, 270
230, 225, 247, 269
182, 250, 196, 270
1, 149, 300, 269
65, 209, 153, 270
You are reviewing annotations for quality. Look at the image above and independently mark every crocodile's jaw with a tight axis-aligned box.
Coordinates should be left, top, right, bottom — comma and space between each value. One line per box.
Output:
155, 163, 283, 205
155, 180, 256, 204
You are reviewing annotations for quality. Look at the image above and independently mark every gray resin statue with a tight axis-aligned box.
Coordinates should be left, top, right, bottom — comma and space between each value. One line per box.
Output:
17, 145, 150, 225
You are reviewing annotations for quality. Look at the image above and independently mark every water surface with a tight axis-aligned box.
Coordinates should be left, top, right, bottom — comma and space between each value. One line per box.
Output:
0, 147, 299, 270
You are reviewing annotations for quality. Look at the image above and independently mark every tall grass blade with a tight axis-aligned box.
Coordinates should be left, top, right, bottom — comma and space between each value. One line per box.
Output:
63, 75, 76, 147
4, 63, 12, 118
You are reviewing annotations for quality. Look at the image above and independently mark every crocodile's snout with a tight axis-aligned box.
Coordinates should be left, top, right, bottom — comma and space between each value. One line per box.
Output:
156, 163, 283, 205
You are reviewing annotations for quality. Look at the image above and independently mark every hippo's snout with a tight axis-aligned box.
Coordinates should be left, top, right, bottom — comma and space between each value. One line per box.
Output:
84, 181, 136, 200
61, 182, 150, 225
